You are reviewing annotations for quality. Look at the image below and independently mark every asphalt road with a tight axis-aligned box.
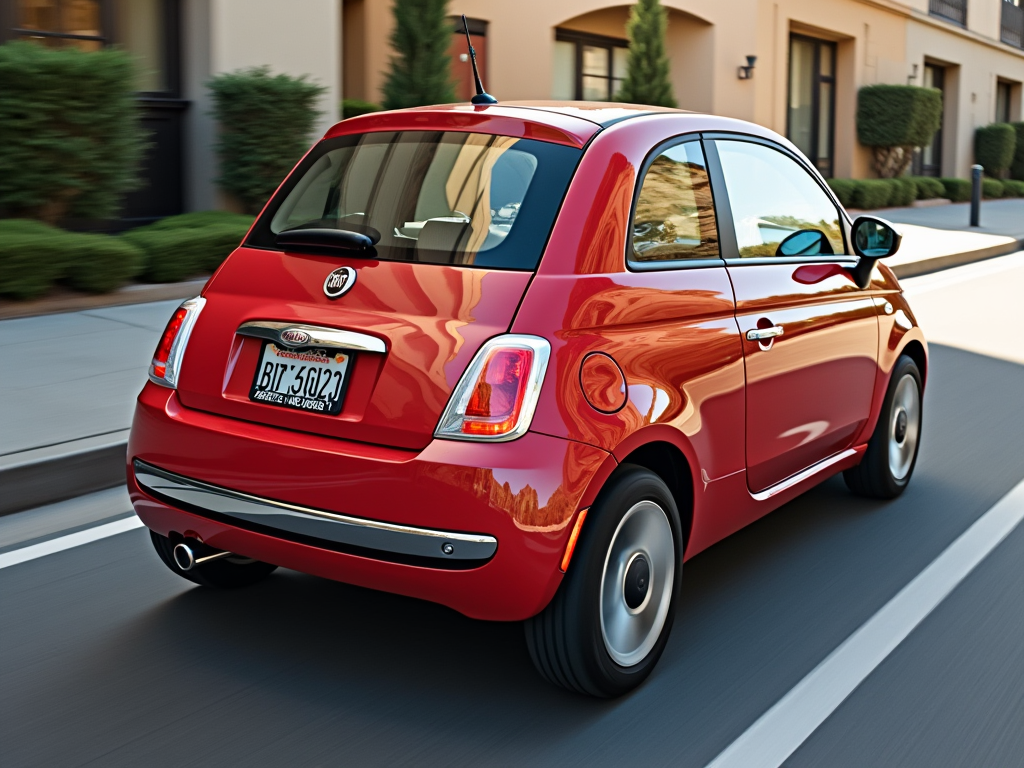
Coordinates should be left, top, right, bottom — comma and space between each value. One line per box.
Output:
3, 268, 1024, 766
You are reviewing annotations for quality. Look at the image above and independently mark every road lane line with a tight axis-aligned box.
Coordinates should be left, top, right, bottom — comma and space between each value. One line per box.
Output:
0, 516, 144, 570
705, 477, 1024, 768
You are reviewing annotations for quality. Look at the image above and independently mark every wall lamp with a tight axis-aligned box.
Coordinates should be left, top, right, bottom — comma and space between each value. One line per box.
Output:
738, 56, 757, 80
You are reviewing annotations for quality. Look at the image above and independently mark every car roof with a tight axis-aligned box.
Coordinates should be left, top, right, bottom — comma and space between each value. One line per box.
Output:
323, 101, 784, 152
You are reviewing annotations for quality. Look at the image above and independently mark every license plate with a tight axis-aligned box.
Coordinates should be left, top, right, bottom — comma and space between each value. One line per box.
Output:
249, 342, 353, 415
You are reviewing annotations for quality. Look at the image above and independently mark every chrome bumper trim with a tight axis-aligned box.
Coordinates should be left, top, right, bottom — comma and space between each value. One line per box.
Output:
133, 460, 497, 563
237, 321, 386, 353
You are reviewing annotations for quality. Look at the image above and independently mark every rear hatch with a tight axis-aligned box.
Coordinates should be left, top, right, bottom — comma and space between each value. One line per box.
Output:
175, 128, 582, 450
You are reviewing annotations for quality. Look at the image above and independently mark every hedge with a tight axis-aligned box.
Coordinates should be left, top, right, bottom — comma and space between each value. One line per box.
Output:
342, 99, 382, 119
1002, 179, 1024, 197
1010, 122, 1024, 181
982, 178, 1004, 199
209, 67, 325, 214
941, 178, 972, 203
890, 177, 917, 207
909, 176, 945, 200
857, 85, 942, 178
825, 179, 857, 208
0, 219, 143, 299
0, 41, 144, 224
975, 123, 1016, 178
851, 179, 893, 210
122, 212, 253, 282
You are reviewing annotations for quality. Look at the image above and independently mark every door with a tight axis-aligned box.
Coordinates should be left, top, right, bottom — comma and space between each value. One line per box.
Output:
787, 35, 836, 178
913, 64, 944, 177
707, 138, 879, 493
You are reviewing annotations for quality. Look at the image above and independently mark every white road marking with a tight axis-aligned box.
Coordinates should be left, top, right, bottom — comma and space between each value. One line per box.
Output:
705, 476, 1024, 768
0, 515, 144, 570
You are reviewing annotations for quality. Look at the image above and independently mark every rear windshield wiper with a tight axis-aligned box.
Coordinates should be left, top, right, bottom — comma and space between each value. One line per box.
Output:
276, 223, 381, 253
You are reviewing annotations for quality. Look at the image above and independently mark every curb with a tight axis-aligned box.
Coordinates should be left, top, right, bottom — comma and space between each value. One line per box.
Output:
0, 278, 209, 321
889, 238, 1023, 279
0, 431, 128, 516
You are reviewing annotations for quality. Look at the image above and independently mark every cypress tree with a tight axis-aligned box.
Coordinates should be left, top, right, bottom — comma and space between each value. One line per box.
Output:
616, 0, 677, 108
382, 0, 456, 110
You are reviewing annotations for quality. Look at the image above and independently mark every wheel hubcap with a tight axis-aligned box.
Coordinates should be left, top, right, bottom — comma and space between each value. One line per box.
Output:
600, 500, 675, 667
888, 374, 921, 481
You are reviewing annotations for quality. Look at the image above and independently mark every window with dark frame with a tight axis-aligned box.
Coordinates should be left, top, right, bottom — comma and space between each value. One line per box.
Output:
787, 34, 836, 179
929, 0, 968, 27
1003, 0, 1024, 49
553, 29, 628, 101
3, 0, 186, 220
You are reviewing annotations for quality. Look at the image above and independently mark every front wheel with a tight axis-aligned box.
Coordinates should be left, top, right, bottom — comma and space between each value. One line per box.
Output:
150, 531, 277, 588
844, 354, 923, 499
525, 465, 683, 697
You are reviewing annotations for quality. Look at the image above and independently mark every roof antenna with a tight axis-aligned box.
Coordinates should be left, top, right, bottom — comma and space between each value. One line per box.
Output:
462, 14, 497, 105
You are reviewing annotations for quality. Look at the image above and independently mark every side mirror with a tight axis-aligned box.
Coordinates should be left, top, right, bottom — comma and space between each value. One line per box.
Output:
776, 229, 834, 257
849, 216, 901, 288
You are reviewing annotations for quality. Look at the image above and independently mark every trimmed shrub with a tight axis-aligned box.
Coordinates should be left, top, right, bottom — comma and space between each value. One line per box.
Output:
890, 178, 917, 207
62, 235, 144, 293
1002, 179, 1024, 197
123, 212, 253, 282
0, 41, 144, 224
857, 85, 942, 178
826, 179, 857, 208
0, 219, 142, 299
940, 178, 972, 203
852, 179, 893, 210
982, 178, 1004, 199
616, 0, 677, 107
975, 123, 1016, 178
342, 99, 382, 119
382, 0, 455, 110
909, 176, 945, 200
208, 67, 326, 215
1009, 122, 1024, 181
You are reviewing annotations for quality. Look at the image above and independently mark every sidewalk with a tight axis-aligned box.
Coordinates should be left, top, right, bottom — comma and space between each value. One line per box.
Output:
1, 205, 1021, 514
876, 199, 1024, 278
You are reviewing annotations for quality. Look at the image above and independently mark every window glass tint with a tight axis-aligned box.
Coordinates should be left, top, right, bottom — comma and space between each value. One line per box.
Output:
714, 140, 844, 258
250, 131, 581, 270
631, 141, 719, 262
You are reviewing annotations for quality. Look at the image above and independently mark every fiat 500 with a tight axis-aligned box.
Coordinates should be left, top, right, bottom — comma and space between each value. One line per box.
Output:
129, 102, 926, 697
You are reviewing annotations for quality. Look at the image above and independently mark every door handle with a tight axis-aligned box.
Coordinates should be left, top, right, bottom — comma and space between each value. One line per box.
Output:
746, 326, 784, 341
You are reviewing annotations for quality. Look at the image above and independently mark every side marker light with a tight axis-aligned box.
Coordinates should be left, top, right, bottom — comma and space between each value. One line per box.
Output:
560, 508, 589, 572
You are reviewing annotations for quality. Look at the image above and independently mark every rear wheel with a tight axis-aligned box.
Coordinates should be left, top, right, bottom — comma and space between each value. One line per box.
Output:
525, 465, 682, 697
150, 531, 277, 588
844, 354, 923, 499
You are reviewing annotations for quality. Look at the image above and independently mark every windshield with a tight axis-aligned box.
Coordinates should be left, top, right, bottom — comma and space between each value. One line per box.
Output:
247, 131, 582, 270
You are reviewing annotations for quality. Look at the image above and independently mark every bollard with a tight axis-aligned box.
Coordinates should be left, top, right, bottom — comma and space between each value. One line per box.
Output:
970, 164, 982, 227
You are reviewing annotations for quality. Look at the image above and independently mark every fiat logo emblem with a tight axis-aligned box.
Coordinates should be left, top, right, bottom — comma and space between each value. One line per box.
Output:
323, 266, 357, 299
280, 328, 311, 347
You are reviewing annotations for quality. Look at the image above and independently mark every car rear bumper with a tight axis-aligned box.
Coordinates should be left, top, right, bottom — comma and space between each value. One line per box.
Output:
128, 382, 610, 621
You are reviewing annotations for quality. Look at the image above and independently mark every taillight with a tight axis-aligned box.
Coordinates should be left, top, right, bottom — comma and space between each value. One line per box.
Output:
149, 296, 206, 388
434, 335, 551, 442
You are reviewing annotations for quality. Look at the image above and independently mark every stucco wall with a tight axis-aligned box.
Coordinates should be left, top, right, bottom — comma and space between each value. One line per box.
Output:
183, 0, 340, 212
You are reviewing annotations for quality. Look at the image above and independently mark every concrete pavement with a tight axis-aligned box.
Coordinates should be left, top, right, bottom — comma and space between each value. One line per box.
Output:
1, 341, 1022, 767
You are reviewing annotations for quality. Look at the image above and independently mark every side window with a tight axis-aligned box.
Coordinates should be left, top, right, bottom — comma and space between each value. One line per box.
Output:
631, 140, 719, 263
713, 140, 844, 258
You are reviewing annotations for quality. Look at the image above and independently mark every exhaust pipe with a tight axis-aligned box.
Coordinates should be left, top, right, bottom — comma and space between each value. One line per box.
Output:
173, 542, 233, 571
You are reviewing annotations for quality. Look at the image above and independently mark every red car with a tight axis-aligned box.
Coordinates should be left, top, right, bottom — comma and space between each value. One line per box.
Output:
129, 102, 926, 697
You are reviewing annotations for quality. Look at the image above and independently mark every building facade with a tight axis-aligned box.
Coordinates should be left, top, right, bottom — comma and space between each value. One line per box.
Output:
2, 0, 1023, 218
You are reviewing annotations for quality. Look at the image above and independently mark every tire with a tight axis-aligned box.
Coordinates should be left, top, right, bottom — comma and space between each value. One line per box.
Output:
525, 465, 683, 697
844, 354, 923, 499
150, 530, 277, 588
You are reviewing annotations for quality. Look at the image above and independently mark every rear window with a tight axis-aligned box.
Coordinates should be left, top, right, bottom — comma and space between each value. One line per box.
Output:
247, 131, 582, 270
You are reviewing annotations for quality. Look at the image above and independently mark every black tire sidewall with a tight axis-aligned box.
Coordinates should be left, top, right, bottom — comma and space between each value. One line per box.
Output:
871, 355, 923, 496
559, 464, 683, 696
